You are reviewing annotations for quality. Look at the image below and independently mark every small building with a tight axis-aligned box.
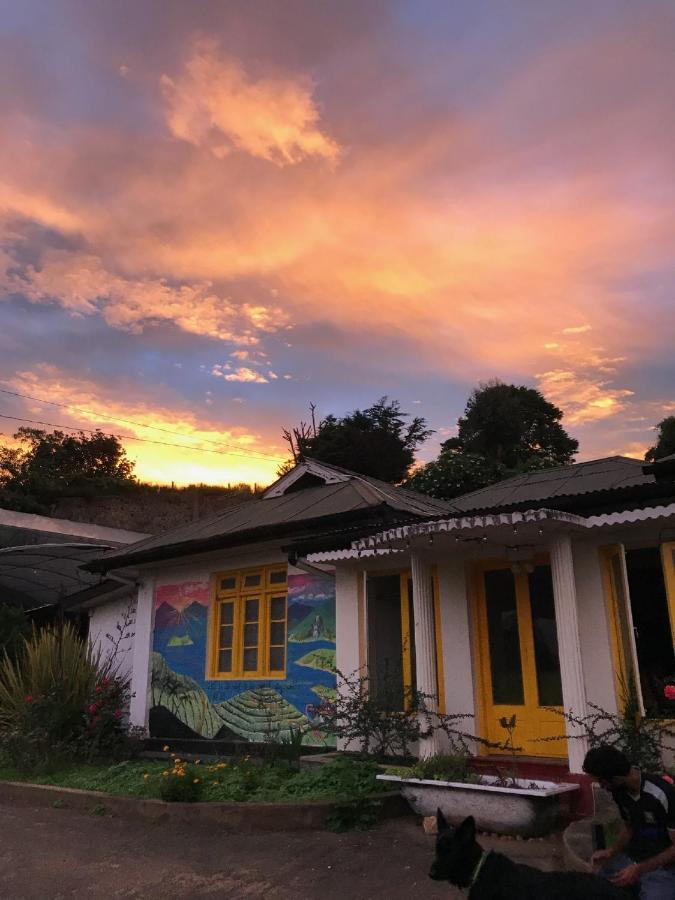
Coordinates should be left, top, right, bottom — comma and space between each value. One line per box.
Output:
83, 454, 675, 778
307, 453, 675, 776
84, 460, 451, 746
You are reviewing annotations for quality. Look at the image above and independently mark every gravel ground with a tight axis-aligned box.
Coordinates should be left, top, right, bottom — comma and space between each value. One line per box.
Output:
0, 805, 564, 899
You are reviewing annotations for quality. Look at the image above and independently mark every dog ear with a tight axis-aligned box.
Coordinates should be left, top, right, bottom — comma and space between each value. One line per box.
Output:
456, 815, 476, 844
436, 807, 449, 832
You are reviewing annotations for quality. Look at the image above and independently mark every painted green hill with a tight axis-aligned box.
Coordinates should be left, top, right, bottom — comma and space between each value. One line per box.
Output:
296, 647, 336, 673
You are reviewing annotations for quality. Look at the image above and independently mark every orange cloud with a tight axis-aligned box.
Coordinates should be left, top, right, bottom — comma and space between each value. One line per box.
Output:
1, 250, 289, 344
3, 366, 285, 486
161, 41, 340, 166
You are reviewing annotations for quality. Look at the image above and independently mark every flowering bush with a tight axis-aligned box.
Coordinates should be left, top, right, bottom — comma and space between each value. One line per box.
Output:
155, 752, 203, 803
664, 684, 675, 701
0, 623, 133, 771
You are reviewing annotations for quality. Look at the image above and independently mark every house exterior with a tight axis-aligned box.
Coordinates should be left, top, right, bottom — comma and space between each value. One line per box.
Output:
307, 453, 675, 775
84, 460, 451, 745
84, 453, 675, 776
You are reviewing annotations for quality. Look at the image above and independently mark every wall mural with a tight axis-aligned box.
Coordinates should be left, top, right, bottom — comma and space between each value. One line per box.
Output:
150, 570, 336, 746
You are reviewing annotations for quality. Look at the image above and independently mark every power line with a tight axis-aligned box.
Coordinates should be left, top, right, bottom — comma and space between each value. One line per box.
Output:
0, 386, 285, 462
0, 413, 285, 462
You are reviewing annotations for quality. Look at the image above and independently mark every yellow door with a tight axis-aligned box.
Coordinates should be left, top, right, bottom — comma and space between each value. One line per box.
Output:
475, 561, 567, 757
601, 545, 644, 715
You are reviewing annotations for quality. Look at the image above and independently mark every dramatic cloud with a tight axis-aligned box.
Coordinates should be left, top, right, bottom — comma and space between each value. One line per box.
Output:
1, 2, 674, 482
161, 41, 340, 166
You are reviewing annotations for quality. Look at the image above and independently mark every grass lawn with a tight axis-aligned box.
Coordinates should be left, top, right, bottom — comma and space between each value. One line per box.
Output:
0, 756, 390, 804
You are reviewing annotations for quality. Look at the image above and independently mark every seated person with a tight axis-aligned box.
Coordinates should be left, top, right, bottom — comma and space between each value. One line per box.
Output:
583, 745, 675, 899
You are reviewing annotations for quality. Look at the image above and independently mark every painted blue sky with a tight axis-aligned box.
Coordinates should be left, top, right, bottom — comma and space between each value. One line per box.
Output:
0, 1, 673, 485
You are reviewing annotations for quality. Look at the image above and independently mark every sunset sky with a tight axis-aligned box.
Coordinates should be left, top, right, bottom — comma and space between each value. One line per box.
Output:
1, 1, 673, 487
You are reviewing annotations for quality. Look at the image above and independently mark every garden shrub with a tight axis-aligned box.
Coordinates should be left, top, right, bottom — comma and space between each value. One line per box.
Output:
158, 756, 203, 803
0, 623, 132, 770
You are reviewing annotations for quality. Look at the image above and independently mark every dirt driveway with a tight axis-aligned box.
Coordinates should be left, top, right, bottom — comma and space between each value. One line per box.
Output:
0, 805, 563, 899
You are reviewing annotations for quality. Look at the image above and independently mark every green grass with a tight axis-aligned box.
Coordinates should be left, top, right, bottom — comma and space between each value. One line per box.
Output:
0, 756, 390, 804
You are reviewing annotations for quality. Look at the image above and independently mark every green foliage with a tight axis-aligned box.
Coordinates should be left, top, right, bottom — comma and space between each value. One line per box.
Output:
406, 752, 480, 784
0, 604, 30, 663
318, 668, 432, 760
446, 381, 578, 469
157, 760, 203, 803
325, 797, 382, 832
541, 695, 675, 772
0, 427, 137, 509
645, 416, 675, 462
0, 623, 131, 770
283, 397, 433, 483
405, 451, 505, 501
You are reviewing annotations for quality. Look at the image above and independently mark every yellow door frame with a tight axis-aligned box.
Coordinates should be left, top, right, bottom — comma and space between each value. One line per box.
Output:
471, 556, 566, 758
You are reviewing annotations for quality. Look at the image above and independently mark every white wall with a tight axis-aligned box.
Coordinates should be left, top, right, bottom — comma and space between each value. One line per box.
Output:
437, 556, 476, 719
88, 592, 137, 680
573, 537, 619, 717
128, 576, 155, 730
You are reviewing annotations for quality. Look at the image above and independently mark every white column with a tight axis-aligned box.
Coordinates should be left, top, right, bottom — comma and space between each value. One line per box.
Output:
411, 552, 441, 757
549, 534, 589, 773
128, 576, 155, 731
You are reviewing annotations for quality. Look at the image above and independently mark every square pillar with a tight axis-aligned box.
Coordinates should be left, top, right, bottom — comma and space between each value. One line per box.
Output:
128, 576, 155, 731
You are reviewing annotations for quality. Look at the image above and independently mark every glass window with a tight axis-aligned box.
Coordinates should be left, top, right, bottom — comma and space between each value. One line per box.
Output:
485, 569, 524, 705
528, 566, 563, 706
212, 566, 288, 678
625, 547, 675, 717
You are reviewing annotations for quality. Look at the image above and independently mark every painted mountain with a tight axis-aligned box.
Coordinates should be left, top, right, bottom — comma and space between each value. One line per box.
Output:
150, 653, 309, 741
155, 599, 208, 646
288, 599, 335, 642
287, 602, 314, 628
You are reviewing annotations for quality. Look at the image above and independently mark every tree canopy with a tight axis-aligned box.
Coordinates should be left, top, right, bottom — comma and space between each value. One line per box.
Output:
444, 381, 578, 469
282, 397, 432, 483
645, 416, 675, 462
406, 381, 578, 501
0, 427, 137, 510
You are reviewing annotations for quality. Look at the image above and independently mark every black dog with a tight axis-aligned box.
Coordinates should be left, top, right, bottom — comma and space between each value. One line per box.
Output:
429, 811, 631, 898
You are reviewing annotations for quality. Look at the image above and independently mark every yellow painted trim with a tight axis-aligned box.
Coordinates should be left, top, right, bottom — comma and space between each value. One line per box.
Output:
471, 559, 566, 757
399, 573, 413, 705
661, 542, 675, 644
469, 563, 489, 757
600, 545, 629, 709
433, 567, 446, 714
208, 564, 288, 680
357, 571, 367, 675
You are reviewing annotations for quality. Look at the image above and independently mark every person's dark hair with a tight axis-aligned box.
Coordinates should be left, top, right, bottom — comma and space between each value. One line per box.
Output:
582, 745, 631, 780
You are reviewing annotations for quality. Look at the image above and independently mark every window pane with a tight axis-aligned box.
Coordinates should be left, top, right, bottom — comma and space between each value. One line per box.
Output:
244, 622, 258, 646
270, 621, 285, 645
219, 576, 236, 591
269, 570, 286, 584
219, 602, 234, 626
243, 648, 258, 671
485, 569, 524, 705
219, 625, 233, 649
269, 646, 285, 671
271, 595, 286, 620
243, 573, 261, 588
218, 649, 232, 672
245, 598, 259, 622
528, 566, 563, 707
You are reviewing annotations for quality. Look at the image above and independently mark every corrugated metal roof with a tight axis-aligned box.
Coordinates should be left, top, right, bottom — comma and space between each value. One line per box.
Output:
89, 473, 454, 571
451, 456, 655, 513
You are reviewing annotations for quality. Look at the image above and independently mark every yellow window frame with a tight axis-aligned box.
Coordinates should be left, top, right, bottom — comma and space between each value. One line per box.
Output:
208, 565, 288, 680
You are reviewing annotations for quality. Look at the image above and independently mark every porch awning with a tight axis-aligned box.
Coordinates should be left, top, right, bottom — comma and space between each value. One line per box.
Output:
306, 502, 675, 562
0, 542, 112, 611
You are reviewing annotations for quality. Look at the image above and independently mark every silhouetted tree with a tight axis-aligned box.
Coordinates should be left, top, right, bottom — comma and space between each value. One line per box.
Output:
645, 416, 675, 462
282, 397, 432, 483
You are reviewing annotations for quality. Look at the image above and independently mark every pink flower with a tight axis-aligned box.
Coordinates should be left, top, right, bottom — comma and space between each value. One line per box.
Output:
663, 775, 674, 784
114, 710, 122, 719
88, 703, 99, 714
664, 685, 675, 700
24, 696, 33, 703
